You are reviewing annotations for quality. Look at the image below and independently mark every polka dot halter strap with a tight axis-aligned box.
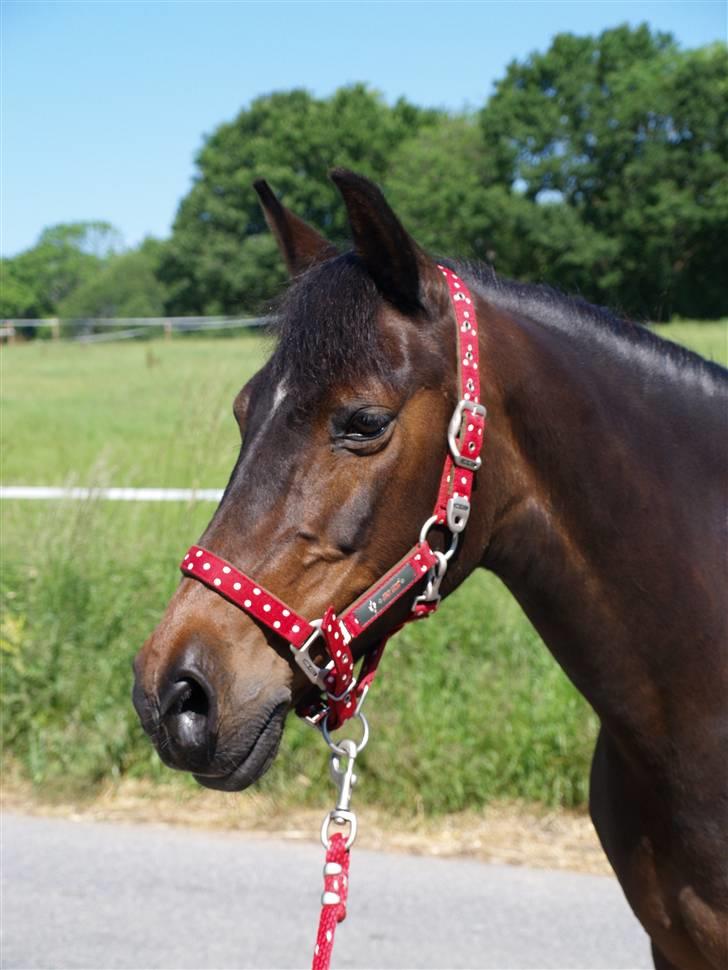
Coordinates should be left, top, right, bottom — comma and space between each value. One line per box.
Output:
180, 265, 486, 731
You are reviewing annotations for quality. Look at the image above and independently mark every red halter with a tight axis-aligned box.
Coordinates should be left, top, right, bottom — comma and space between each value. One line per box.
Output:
180, 265, 486, 729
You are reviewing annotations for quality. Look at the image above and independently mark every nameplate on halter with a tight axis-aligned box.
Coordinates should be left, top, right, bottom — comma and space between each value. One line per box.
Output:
351, 562, 416, 629
344, 543, 437, 635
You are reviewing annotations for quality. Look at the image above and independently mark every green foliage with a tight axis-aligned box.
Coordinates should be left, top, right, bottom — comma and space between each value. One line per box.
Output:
2, 221, 122, 318
160, 85, 440, 314
387, 116, 500, 258
0, 260, 39, 318
480, 26, 728, 319
58, 239, 169, 318
387, 118, 620, 295
158, 27, 725, 320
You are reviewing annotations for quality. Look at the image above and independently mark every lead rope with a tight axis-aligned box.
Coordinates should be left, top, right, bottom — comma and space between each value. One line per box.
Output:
307, 263, 484, 967
312, 832, 350, 970
311, 712, 369, 970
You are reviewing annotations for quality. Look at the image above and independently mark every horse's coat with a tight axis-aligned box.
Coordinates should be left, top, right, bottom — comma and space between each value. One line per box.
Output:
133, 170, 727, 969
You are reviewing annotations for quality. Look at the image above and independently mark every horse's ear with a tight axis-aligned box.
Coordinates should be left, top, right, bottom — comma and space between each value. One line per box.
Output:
253, 180, 338, 277
330, 168, 433, 313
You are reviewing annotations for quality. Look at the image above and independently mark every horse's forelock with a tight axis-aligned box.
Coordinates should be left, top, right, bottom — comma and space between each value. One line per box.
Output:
269, 252, 393, 395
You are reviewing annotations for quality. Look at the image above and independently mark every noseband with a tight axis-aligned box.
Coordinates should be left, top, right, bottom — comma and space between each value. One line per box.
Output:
180, 265, 486, 730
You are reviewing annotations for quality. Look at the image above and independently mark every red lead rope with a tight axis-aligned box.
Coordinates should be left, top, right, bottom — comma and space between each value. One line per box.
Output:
312, 833, 350, 970
180, 265, 485, 970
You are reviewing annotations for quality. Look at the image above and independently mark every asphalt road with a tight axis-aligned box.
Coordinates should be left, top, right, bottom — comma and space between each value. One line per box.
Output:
2, 812, 651, 969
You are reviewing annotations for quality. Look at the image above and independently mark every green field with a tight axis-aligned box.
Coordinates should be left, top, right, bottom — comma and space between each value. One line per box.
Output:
1, 332, 272, 487
2, 322, 726, 811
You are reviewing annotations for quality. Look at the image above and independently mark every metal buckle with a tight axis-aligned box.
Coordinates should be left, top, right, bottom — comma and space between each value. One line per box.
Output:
302, 706, 328, 727
290, 619, 332, 690
414, 550, 449, 608
448, 399, 486, 471
326, 677, 357, 704
446, 494, 471, 533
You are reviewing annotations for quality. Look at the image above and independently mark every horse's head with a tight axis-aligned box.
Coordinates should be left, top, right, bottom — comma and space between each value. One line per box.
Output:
132, 171, 488, 790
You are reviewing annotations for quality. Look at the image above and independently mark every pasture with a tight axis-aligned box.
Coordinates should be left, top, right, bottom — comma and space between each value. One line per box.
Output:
2, 322, 726, 812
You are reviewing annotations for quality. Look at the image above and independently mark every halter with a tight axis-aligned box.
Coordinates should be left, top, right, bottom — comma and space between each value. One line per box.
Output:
180, 265, 486, 730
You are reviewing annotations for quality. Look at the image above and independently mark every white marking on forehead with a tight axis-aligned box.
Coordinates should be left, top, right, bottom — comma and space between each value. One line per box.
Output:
251, 377, 288, 444
272, 380, 288, 413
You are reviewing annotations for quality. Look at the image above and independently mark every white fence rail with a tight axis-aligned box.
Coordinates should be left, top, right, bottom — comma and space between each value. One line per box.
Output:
1, 315, 267, 343
0, 486, 224, 502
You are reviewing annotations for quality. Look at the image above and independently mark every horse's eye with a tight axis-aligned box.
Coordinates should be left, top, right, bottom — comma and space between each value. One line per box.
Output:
344, 408, 392, 440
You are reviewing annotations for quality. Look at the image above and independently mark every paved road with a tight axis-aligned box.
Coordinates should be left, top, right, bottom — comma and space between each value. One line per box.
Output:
2, 813, 651, 969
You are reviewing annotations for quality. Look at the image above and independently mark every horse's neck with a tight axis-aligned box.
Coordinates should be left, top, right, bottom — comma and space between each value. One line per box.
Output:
475, 300, 725, 760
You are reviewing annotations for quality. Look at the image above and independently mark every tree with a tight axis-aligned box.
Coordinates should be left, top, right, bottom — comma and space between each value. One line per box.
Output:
161, 86, 441, 314
0, 260, 39, 318
480, 25, 728, 318
386, 116, 617, 297
3, 222, 122, 317
58, 239, 169, 318
387, 116, 498, 259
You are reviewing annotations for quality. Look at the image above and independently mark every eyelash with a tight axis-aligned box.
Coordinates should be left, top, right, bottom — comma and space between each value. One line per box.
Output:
343, 410, 392, 440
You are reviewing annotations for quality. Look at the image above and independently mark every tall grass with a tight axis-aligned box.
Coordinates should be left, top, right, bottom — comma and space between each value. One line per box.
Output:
1, 494, 598, 809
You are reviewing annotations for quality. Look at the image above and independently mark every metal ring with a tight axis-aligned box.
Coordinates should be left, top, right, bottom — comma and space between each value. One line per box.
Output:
443, 532, 459, 561
419, 514, 439, 545
419, 515, 459, 561
290, 617, 334, 691
321, 810, 358, 850
321, 710, 369, 756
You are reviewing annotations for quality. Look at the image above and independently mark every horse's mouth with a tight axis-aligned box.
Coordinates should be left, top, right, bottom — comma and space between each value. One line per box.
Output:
193, 701, 288, 792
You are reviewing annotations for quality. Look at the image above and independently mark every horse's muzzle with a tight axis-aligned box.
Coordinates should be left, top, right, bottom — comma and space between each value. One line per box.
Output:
132, 658, 288, 788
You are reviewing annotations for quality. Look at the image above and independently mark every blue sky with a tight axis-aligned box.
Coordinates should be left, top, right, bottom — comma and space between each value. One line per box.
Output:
2, 0, 726, 256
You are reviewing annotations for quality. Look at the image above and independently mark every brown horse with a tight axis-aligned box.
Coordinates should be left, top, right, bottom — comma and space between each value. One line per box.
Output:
133, 171, 727, 970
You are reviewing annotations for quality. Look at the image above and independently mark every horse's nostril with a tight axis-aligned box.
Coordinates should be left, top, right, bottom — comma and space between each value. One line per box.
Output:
160, 676, 211, 719
159, 676, 214, 761
171, 679, 209, 718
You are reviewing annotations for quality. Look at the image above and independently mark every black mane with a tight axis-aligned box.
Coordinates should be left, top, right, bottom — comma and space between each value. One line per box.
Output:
455, 259, 726, 389
267, 251, 726, 394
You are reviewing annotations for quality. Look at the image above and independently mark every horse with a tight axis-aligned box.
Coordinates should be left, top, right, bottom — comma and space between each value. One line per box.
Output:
132, 170, 728, 970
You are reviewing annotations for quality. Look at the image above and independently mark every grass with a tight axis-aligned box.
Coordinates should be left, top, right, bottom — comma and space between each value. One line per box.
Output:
2, 322, 725, 487
0, 332, 271, 486
652, 319, 727, 366
1, 321, 725, 812
1, 497, 595, 810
